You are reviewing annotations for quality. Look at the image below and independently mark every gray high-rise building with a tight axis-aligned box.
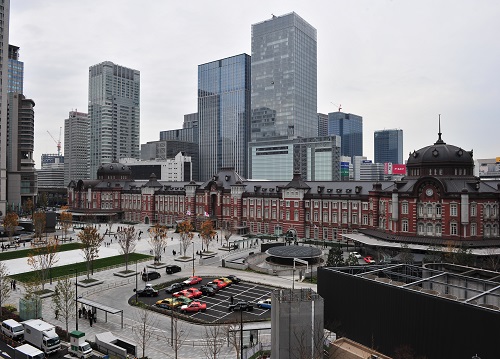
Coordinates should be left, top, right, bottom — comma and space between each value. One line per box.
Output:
328, 111, 363, 159
0, 0, 11, 217
374, 128, 403, 164
88, 61, 140, 178
198, 54, 251, 180
251, 12, 317, 141
318, 113, 328, 137
8, 44, 23, 93
64, 111, 90, 184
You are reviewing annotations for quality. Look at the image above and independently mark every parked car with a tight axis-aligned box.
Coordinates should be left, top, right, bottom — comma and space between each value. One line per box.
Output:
135, 284, 159, 297
216, 277, 233, 286
183, 276, 203, 286
229, 301, 254, 312
174, 296, 193, 306
156, 296, 192, 309
165, 265, 182, 274
184, 287, 202, 299
165, 282, 184, 294
257, 298, 272, 309
213, 278, 229, 288
363, 256, 375, 264
180, 301, 207, 313
199, 285, 218, 296
226, 275, 241, 284
350, 252, 362, 259
207, 281, 225, 290
142, 271, 161, 281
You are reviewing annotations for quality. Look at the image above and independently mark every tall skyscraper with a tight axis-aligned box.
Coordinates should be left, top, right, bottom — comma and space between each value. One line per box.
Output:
374, 129, 403, 164
64, 111, 90, 184
0, 0, 10, 217
8, 44, 23, 93
251, 12, 317, 141
318, 113, 328, 137
328, 112, 363, 159
198, 54, 251, 180
88, 61, 140, 178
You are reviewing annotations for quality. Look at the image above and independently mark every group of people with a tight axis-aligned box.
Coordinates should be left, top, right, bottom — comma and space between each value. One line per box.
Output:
78, 306, 97, 326
9, 279, 17, 290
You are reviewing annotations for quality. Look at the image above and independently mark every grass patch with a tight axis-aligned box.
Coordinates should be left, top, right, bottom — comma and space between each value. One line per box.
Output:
10, 252, 152, 283
0, 242, 83, 261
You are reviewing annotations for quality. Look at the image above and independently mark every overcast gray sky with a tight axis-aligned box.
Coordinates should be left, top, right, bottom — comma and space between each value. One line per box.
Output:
10, 0, 500, 169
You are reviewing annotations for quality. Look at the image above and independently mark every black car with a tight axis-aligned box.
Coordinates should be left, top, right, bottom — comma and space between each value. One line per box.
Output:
165, 282, 184, 294
142, 271, 161, 281
228, 301, 254, 312
199, 285, 217, 296
135, 284, 159, 297
165, 265, 182, 274
226, 275, 241, 284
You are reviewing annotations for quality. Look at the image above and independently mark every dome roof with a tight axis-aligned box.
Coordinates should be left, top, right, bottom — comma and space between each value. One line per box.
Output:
97, 162, 132, 178
406, 129, 474, 177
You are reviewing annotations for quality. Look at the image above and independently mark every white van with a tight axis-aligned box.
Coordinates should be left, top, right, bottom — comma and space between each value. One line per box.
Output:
2, 319, 24, 340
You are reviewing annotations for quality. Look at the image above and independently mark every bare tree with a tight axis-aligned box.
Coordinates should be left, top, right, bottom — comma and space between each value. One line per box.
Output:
117, 226, 138, 270
27, 236, 59, 290
225, 323, 242, 359
177, 220, 194, 256
164, 311, 189, 359
485, 248, 500, 271
51, 277, 75, 339
78, 226, 104, 279
59, 210, 73, 241
201, 325, 226, 359
399, 243, 415, 264
22, 275, 43, 320
3, 212, 19, 243
221, 222, 232, 247
200, 220, 216, 252
33, 211, 46, 242
132, 307, 159, 359
0, 262, 12, 318
148, 224, 168, 264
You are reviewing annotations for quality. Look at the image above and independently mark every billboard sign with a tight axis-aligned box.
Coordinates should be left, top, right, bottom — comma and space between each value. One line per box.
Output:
392, 164, 407, 175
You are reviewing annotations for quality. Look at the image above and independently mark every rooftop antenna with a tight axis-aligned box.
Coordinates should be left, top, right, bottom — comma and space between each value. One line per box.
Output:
435, 114, 445, 144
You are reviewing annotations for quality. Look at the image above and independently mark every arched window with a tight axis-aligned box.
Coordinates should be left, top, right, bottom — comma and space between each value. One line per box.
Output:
418, 222, 424, 235
485, 204, 491, 217
435, 224, 442, 236
471, 223, 477, 236
484, 224, 491, 238
450, 222, 457, 235
493, 224, 498, 237
436, 204, 442, 216
427, 204, 433, 216
426, 223, 433, 236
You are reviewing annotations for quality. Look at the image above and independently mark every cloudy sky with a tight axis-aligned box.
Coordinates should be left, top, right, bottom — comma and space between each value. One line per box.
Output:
10, 0, 500, 169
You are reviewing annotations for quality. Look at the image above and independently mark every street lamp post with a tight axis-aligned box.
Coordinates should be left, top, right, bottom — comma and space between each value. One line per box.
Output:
192, 242, 195, 276
70, 268, 79, 331
240, 308, 243, 359
135, 260, 138, 303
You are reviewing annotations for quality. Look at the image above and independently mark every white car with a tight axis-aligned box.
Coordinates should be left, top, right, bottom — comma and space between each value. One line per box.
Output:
350, 252, 362, 259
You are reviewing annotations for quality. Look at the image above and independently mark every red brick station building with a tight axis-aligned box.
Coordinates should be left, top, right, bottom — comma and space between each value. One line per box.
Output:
68, 132, 500, 251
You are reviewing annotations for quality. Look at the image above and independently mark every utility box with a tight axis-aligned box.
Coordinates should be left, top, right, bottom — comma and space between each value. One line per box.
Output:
69, 330, 93, 358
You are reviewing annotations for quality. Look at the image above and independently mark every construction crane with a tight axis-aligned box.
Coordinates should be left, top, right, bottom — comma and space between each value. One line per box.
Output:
47, 127, 62, 156
330, 102, 342, 112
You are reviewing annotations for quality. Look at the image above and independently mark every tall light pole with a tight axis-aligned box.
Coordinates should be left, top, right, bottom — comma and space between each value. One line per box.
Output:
192, 241, 195, 276
240, 309, 243, 359
70, 268, 78, 331
135, 260, 138, 303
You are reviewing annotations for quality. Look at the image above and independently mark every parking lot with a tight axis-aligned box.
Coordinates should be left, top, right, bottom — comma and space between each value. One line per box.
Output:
132, 276, 274, 324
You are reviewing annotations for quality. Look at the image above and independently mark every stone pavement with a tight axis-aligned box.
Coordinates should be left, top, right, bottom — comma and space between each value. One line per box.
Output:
3, 223, 318, 359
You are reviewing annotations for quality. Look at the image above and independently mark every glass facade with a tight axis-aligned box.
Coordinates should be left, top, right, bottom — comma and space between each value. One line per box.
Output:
374, 129, 403, 164
251, 12, 317, 141
328, 112, 363, 159
88, 61, 140, 179
8, 45, 23, 93
198, 54, 251, 180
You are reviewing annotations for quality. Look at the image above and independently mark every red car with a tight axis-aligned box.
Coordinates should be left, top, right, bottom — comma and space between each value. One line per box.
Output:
185, 287, 202, 299
212, 278, 229, 288
173, 289, 195, 299
180, 301, 207, 313
183, 276, 203, 286
363, 256, 375, 264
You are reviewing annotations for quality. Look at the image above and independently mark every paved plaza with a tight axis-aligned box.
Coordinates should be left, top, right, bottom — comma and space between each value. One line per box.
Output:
3, 223, 317, 359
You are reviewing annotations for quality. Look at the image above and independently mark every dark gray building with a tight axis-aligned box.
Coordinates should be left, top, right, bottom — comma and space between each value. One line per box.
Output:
64, 111, 90, 184
328, 111, 363, 159
374, 128, 403, 164
251, 12, 317, 141
198, 54, 251, 180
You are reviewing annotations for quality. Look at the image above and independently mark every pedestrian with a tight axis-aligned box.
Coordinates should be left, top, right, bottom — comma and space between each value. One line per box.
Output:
55, 309, 59, 320
78, 308, 82, 318
143, 267, 146, 274
10, 280, 12, 289
13, 280, 16, 290
89, 314, 93, 327
23, 242, 25, 247
171, 237, 173, 241
83, 308, 87, 319
230, 295, 234, 304
163, 247, 166, 253
250, 333, 254, 346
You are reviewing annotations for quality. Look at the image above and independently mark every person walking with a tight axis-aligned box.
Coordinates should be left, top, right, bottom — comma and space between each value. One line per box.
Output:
78, 308, 82, 318
230, 295, 234, 305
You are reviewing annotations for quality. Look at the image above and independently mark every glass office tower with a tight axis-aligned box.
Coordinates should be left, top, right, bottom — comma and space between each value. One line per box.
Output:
374, 129, 403, 164
251, 12, 317, 141
198, 54, 251, 180
8, 45, 23, 93
88, 61, 140, 178
328, 112, 363, 159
